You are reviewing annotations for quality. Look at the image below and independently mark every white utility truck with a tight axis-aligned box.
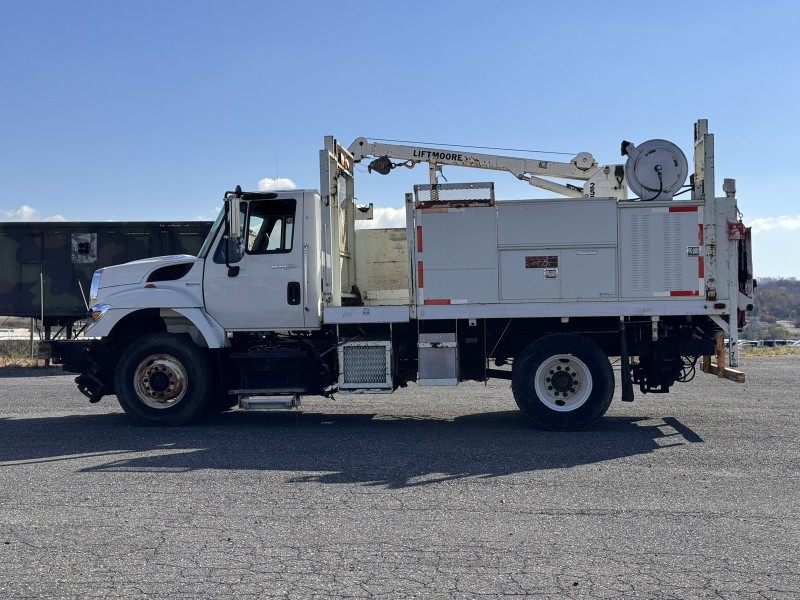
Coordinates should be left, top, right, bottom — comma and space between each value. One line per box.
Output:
44, 119, 754, 429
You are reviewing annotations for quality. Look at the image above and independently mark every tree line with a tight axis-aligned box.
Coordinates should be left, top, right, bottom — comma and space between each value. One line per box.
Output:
752, 278, 800, 325
742, 278, 800, 340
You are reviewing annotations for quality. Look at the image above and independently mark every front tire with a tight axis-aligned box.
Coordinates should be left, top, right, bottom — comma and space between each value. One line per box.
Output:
114, 333, 211, 426
512, 333, 614, 430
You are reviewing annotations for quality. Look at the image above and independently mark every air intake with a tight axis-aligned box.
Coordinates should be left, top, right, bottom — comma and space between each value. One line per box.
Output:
147, 263, 193, 282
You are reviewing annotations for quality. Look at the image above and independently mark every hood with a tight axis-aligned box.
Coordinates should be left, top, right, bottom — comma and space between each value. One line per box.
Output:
98, 255, 202, 288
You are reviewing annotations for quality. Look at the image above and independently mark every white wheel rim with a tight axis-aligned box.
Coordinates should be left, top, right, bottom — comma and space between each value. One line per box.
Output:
534, 354, 593, 412
133, 353, 188, 410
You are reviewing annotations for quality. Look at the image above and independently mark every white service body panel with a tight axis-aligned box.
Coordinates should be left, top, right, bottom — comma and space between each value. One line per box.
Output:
416, 206, 498, 305
412, 197, 711, 313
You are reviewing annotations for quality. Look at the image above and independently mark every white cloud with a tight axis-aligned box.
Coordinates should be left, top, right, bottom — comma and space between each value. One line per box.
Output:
0, 204, 65, 221
355, 206, 406, 229
1, 204, 38, 220
749, 215, 800, 234
258, 177, 297, 191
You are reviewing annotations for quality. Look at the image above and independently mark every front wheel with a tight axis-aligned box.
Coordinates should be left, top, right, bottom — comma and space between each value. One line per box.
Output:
114, 333, 211, 426
512, 333, 614, 430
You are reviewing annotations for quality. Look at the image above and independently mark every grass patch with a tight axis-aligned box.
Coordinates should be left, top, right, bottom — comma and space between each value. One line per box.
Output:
0, 340, 42, 368
737, 346, 800, 357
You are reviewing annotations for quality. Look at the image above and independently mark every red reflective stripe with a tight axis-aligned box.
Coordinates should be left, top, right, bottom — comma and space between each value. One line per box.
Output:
698, 223, 704, 245
423, 299, 451, 305
417, 261, 424, 287
417, 226, 423, 252
669, 206, 698, 212
670, 290, 700, 296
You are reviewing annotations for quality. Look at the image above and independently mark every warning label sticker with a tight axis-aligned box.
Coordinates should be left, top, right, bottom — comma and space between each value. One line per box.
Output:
525, 255, 558, 269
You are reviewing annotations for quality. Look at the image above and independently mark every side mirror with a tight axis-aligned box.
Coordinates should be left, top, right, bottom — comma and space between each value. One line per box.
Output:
228, 185, 242, 240
224, 186, 244, 278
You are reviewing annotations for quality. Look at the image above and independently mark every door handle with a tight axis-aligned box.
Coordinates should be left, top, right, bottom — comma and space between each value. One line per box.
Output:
287, 281, 301, 305
303, 243, 309, 312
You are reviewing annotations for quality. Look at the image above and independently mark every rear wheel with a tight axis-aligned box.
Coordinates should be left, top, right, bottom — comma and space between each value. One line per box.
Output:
114, 333, 211, 425
512, 333, 614, 430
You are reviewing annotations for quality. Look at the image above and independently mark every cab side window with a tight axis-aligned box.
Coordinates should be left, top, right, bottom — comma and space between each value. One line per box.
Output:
212, 198, 296, 264
246, 199, 296, 254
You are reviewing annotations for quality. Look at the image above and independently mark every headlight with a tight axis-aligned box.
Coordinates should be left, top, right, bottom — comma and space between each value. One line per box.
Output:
89, 269, 104, 305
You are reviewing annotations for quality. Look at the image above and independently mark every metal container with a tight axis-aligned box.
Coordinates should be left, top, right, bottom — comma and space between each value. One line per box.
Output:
0, 221, 212, 331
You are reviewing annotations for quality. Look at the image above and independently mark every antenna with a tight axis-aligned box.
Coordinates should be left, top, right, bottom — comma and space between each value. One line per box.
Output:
77, 278, 90, 311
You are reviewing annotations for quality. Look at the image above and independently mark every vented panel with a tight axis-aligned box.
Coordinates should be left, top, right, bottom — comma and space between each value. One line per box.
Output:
620, 205, 702, 298
414, 182, 494, 208
627, 213, 652, 295
338, 341, 393, 390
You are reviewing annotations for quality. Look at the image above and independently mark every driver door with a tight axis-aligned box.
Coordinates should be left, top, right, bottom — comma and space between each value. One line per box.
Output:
204, 197, 307, 331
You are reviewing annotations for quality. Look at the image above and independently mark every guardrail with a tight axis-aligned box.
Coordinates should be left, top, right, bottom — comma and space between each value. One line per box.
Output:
0, 329, 36, 341
738, 339, 800, 347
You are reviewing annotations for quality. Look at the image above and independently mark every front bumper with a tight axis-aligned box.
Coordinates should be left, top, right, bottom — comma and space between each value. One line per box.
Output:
40, 340, 114, 403
40, 340, 98, 372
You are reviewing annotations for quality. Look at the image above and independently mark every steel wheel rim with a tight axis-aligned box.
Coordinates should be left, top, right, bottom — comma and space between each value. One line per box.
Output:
534, 354, 593, 412
133, 353, 188, 409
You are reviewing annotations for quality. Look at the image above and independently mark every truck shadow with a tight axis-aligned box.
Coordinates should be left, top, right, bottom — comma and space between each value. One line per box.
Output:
0, 408, 703, 488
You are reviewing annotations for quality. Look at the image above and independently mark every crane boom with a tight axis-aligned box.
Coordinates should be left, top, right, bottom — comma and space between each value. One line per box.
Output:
347, 137, 628, 200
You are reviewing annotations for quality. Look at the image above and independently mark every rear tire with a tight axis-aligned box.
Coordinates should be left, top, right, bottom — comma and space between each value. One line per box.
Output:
512, 333, 614, 430
114, 333, 211, 426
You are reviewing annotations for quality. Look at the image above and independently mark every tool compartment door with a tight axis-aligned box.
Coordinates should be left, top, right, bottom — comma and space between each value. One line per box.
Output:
415, 206, 498, 305
619, 203, 704, 299
497, 198, 618, 302
499, 248, 617, 301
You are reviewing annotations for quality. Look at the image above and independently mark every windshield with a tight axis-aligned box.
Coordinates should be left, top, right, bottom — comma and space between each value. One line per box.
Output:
197, 207, 225, 259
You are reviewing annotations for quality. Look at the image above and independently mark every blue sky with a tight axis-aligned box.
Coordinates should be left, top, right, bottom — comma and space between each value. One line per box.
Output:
1, 1, 798, 278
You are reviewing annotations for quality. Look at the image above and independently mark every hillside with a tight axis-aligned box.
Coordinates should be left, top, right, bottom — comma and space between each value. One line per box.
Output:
744, 277, 800, 340
751, 278, 799, 321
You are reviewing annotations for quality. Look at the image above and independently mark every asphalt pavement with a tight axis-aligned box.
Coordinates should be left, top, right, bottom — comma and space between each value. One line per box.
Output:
0, 356, 798, 599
